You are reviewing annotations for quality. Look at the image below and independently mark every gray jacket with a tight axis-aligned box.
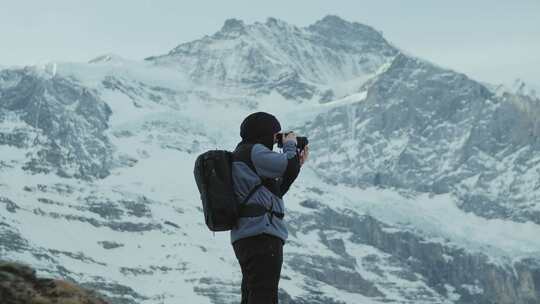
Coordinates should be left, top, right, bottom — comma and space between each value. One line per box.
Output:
230, 140, 300, 244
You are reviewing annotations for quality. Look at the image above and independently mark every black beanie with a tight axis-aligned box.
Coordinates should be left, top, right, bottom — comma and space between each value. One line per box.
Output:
240, 112, 281, 150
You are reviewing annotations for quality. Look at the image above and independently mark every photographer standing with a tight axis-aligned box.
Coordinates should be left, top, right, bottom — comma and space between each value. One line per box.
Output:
231, 112, 309, 304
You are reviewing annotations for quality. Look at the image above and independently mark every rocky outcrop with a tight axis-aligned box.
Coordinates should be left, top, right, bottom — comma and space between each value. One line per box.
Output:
0, 68, 113, 179
285, 203, 540, 304
298, 53, 540, 224
0, 261, 109, 304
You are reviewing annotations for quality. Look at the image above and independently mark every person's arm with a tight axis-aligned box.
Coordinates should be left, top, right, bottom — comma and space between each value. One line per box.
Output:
278, 141, 301, 197
251, 137, 302, 198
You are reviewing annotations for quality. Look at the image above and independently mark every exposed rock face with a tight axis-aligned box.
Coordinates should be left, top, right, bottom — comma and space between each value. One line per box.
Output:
0, 68, 113, 179
0, 261, 109, 304
285, 205, 540, 304
298, 53, 540, 224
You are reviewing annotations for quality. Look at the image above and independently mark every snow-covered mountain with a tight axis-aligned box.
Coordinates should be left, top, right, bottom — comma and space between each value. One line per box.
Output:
146, 15, 397, 102
1, 15, 540, 304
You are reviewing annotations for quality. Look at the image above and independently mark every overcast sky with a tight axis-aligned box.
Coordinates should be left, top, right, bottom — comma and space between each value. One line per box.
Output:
1, 0, 539, 87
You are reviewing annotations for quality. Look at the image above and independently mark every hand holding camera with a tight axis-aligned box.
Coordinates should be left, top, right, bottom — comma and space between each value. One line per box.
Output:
276, 132, 308, 151
299, 145, 309, 166
283, 132, 297, 145
275, 131, 309, 166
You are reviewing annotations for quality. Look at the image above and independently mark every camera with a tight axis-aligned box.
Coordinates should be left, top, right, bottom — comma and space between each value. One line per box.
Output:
276, 132, 309, 151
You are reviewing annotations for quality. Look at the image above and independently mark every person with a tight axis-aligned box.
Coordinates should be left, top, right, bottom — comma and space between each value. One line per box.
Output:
231, 112, 309, 304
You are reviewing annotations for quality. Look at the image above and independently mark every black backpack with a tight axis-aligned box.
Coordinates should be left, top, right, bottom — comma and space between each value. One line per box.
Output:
193, 148, 265, 232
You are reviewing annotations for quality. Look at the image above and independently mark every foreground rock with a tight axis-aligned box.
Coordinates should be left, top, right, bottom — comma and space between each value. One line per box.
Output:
0, 261, 108, 304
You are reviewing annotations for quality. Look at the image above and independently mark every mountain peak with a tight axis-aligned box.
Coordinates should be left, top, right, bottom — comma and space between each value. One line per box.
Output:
318, 15, 350, 26
307, 15, 387, 49
147, 15, 397, 86
220, 18, 246, 33
265, 17, 289, 27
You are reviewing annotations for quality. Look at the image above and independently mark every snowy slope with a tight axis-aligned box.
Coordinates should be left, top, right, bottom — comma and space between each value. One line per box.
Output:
1, 16, 540, 304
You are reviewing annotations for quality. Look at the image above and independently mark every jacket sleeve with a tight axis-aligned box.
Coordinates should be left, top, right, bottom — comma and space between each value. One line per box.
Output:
251, 141, 301, 197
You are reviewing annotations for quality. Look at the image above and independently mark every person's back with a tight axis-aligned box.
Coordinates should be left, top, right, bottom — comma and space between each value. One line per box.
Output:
230, 112, 308, 304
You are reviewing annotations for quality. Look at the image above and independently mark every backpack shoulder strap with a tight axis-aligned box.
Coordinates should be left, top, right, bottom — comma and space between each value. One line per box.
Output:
233, 143, 266, 202
240, 183, 263, 205
232, 143, 258, 174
